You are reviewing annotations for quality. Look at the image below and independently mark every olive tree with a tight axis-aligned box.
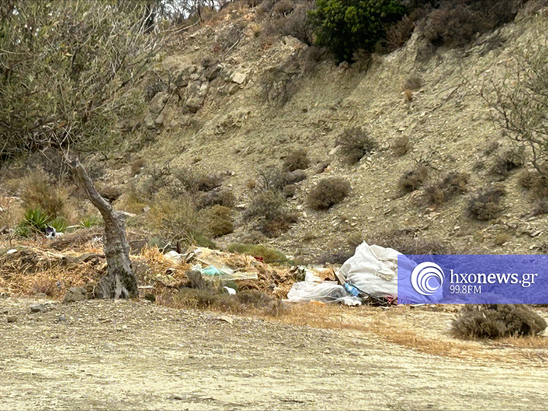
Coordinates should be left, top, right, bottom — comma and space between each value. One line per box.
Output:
0, 0, 162, 298
479, 20, 548, 178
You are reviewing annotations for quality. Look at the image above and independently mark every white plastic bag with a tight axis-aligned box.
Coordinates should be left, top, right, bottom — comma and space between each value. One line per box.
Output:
339, 242, 441, 303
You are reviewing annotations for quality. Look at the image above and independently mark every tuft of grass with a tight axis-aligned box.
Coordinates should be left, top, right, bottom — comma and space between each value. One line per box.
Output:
79, 215, 103, 228
16, 207, 50, 237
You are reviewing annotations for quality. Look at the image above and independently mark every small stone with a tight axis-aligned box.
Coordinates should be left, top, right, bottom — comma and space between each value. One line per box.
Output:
30, 303, 47, 313
63, 287, 88, 304
7, 315, 17, 323
103, 343, 116, 352
172, 394, 185, 400
57, 315, 68, 323
231, 71, 247, 85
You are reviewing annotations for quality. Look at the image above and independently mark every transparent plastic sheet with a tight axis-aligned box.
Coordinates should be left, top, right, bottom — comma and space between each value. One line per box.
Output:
287, 281, 362, 305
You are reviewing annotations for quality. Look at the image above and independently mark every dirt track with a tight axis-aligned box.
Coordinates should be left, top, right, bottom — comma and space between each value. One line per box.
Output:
1, 297, 547, 411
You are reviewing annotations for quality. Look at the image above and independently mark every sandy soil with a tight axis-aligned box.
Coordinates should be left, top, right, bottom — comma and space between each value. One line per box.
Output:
1, 297, 547, 410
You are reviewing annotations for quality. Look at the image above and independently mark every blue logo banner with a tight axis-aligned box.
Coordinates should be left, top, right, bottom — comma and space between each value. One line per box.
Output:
397, 255, 548, 304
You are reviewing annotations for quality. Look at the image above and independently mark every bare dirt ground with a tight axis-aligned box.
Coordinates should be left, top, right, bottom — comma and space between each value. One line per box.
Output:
1, 297, 547, 411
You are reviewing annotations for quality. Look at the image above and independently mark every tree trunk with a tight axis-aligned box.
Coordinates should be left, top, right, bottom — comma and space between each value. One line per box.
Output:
69, 159, 138, 298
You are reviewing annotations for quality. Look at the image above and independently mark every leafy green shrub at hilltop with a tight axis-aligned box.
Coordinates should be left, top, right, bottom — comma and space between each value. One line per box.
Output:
308, 0, 406, 62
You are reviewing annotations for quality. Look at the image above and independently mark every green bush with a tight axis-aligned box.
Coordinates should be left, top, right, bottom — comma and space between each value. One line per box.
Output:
308, 0, 406, 62
16, 207, 50, 236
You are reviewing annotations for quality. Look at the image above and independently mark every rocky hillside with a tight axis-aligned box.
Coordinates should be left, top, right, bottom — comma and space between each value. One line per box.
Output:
4, 4, 548, 262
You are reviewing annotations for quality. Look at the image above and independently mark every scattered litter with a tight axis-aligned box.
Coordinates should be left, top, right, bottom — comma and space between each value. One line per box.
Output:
217, 315, 234, 324
164, 250, 183, 264
223, 286, 236, 295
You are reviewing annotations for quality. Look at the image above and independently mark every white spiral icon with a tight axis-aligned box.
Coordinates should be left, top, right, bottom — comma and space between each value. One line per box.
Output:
411, 262, 444, 295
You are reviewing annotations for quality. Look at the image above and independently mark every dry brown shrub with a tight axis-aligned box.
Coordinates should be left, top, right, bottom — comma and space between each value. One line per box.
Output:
466, 186, 506, 221
398, 164, 428, 194
19, 171, 68, 218
307, 177, 351, 210
452, 305, 547, 339
424, 172, 469, 205
131, 158, 146, 176
403, 89, 413, 102
336, 127, 377, 165
202, 205, 234, 238
282, 148, 311, 172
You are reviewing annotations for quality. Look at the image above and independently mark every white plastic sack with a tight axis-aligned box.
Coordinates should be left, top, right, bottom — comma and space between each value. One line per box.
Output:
339, 242, 441, 303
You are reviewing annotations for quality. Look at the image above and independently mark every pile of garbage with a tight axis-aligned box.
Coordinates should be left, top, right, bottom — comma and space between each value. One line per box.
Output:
1, 234, 442, 306
287, 242, 440, 306
157, 246, 297, 298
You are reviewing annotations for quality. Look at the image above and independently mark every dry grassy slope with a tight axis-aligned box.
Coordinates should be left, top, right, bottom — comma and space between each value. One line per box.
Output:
127, 11, 548, 260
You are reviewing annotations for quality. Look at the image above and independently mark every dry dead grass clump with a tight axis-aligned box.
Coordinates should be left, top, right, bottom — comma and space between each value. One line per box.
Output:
0, 246, 103, 298
0, 191, 24, 229
488, 146, 525, 180
166, 286, 286, 316
201, 205, 234, 238
452, 304, 547, 340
